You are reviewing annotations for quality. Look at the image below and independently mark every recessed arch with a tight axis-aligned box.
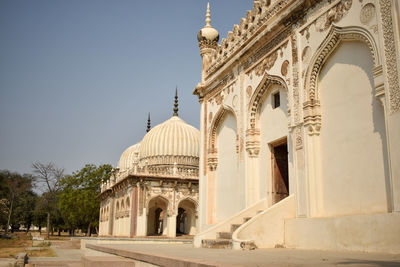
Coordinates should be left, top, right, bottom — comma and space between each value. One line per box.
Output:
304, 26, 380, 102
248, 73, 289, 130
208, 105, 238, 154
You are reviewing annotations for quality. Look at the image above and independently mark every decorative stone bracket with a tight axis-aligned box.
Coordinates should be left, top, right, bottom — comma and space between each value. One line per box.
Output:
303, 100, 321, 136
245, 128, 261, 157
208, 155, 218, 171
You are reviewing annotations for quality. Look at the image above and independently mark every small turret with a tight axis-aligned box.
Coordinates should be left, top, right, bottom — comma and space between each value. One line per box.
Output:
197, 3, 219, 82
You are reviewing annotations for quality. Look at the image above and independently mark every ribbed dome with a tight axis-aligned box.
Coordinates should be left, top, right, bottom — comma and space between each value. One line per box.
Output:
117, 143, 140, 172
139, 116, 200, 167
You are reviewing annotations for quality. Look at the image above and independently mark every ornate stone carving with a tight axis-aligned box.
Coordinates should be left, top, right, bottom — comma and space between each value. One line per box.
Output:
207, 155, 218, 171
291, 34, 300, 124
302, 46, 311, 63
295, 126, 303, 150
205, 0, 295, 76
315, 0, 353, 32
232, 95, 239, 108
281, 60, 290, 77
208, 112, 213, 123
245, 128, 260, 158
215, 93, 224, 105
255, 51, 278, 76
360, 3, 376, 25
379, 0, 400, 112
246, 86, 253, 98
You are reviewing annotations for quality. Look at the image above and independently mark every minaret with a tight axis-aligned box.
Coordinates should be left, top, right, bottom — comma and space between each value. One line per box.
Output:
197, 2, 219, 83
146, 113, 151, 132
173, 87, 179, 117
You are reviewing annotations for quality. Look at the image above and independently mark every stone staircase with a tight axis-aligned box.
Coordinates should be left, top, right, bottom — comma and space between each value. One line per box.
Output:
201, 214, 259, 249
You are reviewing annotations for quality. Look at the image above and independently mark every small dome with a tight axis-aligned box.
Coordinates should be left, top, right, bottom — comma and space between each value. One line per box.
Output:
198, 27, 219, 43
139, 116, 200, 167
117, 143, 140, 172
197, 3, 219, 43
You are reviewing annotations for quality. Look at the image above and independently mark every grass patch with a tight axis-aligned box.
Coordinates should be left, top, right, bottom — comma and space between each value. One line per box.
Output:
0, 232, 31, 258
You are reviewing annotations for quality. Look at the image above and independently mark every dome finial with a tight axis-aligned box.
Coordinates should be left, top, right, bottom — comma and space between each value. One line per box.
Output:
173, 87, 179, 117
205, 2, 211, 27
146, 112, 151, 132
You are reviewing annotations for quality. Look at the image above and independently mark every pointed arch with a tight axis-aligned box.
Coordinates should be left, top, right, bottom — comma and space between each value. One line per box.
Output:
248, 73, 289, 130
177, 197, 199, 211
304, 26, 380, 102
145, 195, 170, 214
208, 105, 238, 153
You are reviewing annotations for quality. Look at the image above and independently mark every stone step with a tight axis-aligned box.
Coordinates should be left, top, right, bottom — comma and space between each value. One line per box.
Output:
243, 217, 252, 223
216, 231, 232, 239
202, 239, 233, 249
230, 224, 241, 233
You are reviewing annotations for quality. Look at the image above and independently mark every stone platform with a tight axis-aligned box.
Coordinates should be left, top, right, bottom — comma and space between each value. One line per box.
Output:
85, 243, 400, 267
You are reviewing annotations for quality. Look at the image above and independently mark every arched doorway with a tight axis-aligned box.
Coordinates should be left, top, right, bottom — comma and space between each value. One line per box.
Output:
147, 196, 168, 236
176, 199, 197, 235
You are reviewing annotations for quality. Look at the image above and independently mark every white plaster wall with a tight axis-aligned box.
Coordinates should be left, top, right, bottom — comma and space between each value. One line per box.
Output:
285, 213, 400, 253
258, 85, 289, 203
215, 112, 244, 222
318, 41, 389, 216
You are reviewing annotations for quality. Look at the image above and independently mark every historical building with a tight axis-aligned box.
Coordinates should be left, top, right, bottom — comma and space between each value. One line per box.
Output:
194, 1, 400, 253
99, 92, 200, 238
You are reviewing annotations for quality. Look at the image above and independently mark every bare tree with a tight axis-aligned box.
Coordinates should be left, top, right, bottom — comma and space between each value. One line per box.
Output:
32, 162, 64, 239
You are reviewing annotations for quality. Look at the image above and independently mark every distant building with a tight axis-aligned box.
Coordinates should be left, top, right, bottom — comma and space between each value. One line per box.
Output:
194, 0, 400, 253
99, 92, 200, 237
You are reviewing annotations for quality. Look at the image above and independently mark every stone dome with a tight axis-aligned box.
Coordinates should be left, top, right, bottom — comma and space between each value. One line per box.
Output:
139, 116, 200, 167
117, 143, 140, 172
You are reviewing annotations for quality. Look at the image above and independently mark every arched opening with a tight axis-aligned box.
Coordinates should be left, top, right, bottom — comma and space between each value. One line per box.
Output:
147, 196, 168, 236
176, 199, 197, 236
318, 41, 389, 216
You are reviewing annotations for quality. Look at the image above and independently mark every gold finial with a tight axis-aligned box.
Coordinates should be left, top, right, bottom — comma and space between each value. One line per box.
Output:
205, 2, 211, 27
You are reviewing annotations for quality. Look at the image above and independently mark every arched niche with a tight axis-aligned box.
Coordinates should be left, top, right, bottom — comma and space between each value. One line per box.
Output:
176, 198, 198, 235
305, 26, 389, 217
146, 196, 169, 236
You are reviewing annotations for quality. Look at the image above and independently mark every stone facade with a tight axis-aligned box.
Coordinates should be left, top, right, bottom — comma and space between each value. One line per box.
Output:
194, 0, 400, 253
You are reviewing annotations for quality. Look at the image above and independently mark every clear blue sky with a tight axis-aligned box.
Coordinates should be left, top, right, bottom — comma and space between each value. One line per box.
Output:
0, 0, 253, 175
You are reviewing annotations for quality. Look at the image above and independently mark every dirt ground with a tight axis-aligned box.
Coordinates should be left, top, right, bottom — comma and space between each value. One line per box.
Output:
0, 232, 71, 258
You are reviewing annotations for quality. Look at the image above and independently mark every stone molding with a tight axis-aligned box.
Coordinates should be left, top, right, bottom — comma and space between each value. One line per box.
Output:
305, 25, 379, 102
379, 0, 400, 112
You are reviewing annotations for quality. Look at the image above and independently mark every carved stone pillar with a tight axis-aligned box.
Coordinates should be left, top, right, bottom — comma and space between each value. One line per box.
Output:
303, 100, 323, 217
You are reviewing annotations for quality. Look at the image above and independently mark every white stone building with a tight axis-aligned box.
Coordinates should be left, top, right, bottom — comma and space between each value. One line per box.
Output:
193, 0, 400, 253
99, 93, 200, 238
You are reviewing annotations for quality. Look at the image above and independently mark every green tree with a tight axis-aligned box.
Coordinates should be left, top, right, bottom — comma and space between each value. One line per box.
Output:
0, 170, 34, 233
59, 164, 111, 236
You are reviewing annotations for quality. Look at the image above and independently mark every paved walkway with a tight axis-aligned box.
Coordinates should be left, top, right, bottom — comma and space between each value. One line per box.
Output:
86, 243, 400, 267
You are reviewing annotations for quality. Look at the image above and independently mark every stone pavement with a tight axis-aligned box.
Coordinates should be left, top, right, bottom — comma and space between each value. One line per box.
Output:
86, 243, 400, 267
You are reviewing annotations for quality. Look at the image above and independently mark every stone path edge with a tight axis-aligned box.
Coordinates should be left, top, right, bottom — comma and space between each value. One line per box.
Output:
85, 243, 242, 267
